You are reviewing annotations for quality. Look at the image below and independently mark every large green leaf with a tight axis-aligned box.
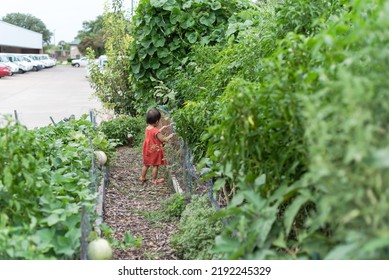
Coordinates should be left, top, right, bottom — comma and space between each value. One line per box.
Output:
150, 58, 161, 70
210, 1, 222, 11
183, 0, 193, 9
170, 7, 181, 24
163, 0, 178, 11
185, 31, 198, 44
152, 33, 166, 48
146, 45, 157, 55
180, 13, 195, 29
200, 12, 216, 27
160, 54, 173, 64
150, 0, 168, 8
157, 47, 170, 58
140, 39, 152, 48
131, 62, 141, 74
284, 195, 310, 236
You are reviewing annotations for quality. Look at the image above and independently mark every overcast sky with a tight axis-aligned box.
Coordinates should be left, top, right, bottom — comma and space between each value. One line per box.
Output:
0, 0, 136, 44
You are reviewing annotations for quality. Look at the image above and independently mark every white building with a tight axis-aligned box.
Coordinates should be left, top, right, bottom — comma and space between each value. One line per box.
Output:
0, 20, 42, 53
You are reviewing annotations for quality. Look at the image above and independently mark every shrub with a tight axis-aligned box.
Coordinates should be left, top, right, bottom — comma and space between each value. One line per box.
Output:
99, 116, 144, 147
160, 193, 186, 220
297, 0, 389, 259
171, 195, 223, 259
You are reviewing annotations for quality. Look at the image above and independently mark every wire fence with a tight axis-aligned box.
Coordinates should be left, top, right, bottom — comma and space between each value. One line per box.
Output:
159, 108, 221, 210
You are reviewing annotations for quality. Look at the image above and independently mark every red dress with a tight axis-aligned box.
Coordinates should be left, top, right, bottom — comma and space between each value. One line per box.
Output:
142, 126, 167, 166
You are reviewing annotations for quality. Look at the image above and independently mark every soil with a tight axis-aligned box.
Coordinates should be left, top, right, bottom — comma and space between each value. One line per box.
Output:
103, 146, 179, 260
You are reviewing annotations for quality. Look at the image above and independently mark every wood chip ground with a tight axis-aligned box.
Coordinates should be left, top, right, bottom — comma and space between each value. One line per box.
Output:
103, 146, 178, 260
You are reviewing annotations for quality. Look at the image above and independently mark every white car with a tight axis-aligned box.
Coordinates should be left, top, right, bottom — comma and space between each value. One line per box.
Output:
72, 57, 89, 67
26, 55, 45, 70
23, 55, 44, 71
4, 54, 33, 73
0, 54, 19, 74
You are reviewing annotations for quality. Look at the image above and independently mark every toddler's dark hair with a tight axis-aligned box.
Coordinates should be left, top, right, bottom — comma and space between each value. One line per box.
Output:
146, 108, 161, 124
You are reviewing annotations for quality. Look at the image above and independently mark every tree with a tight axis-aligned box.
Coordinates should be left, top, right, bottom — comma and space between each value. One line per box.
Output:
2, 13, 52, 45
57, 40, 70, 51
87, 0, 135, 115
76, 16, 105, 57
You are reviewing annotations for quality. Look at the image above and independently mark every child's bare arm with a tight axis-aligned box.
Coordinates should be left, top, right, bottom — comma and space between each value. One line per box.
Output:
156, 132, 175, 143
159, 124, 171, 132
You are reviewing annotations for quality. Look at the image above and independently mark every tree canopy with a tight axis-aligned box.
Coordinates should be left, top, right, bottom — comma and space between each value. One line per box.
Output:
2, 13, 52, 45
76, 15, 105, 57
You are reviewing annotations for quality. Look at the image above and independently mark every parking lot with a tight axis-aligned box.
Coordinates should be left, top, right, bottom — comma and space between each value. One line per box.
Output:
0, 65, 104, 128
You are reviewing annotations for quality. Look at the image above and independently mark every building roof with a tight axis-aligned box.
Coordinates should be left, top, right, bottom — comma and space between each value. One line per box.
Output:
70, 39, 81, 45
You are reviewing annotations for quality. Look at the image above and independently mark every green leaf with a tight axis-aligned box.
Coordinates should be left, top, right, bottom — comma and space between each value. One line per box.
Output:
170, 7, 181, 24
157, 47, 170, 58
156, 67, 169, 79
183, 0, 193, 9
284, 195, 309, 236
160, 54, 173, 64
226, 23, 238, 37
140, 39, 152, 48
210, 1, 222, 10
325, 243, 359, 260
163, 0, 177, 11
213, 178, 226, 192
124, 231, 142, 247
371, 148, 389, 168
361, 237, 389, 254
131, 63, 141, 74
254, 174, 266, 188
214, 235, 244, 258
185, 31, 198, 44
181, 14, 195, 29
54, 236, 75, 257
3, 166, 13, 188
229, 192, 245, 207
34, 228, 55, 249
146, 45, 157, 56
46, 213, 60, 226
150, 0, 167, 8
200, 12, 216, 27
200, 35, 210, 45
150, 59, 161, 70
152, 33, 166, 48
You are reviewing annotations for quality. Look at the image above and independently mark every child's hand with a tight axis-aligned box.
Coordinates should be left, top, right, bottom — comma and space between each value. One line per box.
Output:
167, 133, 175, 140
159, 125, 169, 132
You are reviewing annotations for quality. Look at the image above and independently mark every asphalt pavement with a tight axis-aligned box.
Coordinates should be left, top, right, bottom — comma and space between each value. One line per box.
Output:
0, 65, 104, 128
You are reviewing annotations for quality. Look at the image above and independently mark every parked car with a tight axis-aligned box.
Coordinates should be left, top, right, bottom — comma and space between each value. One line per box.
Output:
36, 54, 56, 68
86, 55, 108, 77
71, 57, 89, 67
0, 54, 19, 75
0, 63, 12, 78
22, 55, 44, 71
4, 54, 33, 73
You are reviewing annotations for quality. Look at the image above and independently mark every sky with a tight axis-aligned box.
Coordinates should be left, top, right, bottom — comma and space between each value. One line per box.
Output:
0, 0, 136, 44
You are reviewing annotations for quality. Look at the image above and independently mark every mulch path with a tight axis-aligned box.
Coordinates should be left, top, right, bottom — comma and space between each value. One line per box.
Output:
103, 146, 178, 260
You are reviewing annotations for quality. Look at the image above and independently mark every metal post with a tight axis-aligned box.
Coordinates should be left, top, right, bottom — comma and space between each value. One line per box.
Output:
80, 204, 88, 260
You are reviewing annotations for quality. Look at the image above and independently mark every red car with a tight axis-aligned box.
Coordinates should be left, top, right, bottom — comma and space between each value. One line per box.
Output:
0, 64, 12, 78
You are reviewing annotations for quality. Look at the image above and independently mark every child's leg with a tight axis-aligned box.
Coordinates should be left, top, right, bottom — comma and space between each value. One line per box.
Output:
152, 166, 165, 184
152, 166, 158, 180
140, 165, 149, 181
